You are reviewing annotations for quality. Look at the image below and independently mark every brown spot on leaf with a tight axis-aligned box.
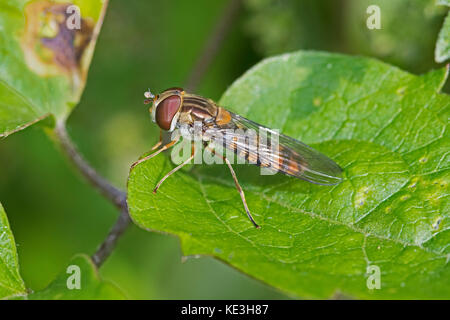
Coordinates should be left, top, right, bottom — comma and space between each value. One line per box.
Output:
21, 1, 97, 92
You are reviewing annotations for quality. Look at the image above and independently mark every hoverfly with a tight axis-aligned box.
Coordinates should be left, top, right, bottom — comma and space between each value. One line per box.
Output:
132, 87, 343, 228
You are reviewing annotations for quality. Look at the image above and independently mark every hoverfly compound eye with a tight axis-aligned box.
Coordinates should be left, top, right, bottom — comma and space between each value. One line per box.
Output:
155, 95, 182, 131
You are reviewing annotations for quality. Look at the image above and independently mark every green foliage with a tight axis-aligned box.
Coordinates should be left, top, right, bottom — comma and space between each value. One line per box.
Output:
0, 0, 106, 137
243, 0, 341, 55
0, 0, 448, 300
436, 4, 450, 63
244, 0, 447, 73
27, 255, 125, 300
1, 0, 284, 300
0, 203, 26, 299
0, 204, 123, 300
128, 51, 450, 299
344, 0, 446, 72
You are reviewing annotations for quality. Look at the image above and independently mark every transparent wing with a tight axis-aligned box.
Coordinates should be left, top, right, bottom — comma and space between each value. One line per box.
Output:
205, 112, 343, 185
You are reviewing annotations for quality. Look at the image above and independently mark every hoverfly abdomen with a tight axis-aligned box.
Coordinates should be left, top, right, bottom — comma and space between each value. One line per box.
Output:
215, 107, 232, 126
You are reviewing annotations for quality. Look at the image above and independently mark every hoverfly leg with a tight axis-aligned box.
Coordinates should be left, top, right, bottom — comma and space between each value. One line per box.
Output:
151, 141, 162, 151
223, 157, 260, 229
151, 130, 163, 150
205, 145, 260, 229
152, 154, 194, 193
153, 143, 196, 193
130, 138, 179, 170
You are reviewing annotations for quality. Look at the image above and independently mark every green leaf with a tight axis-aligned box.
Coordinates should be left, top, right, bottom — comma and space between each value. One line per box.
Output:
26, 254, 125, 300
1, 205, 122, 300
0, 0, 107, 137
0, 202, 123, 300
436, 10, 450, 63
0, 203, 26, 299
128, 51, 450, 299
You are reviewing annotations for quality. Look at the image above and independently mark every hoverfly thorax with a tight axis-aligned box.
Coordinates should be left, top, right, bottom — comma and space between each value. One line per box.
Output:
147, 87, 185, 132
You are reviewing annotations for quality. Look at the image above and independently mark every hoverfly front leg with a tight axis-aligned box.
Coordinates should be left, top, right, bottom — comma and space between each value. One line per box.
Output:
151, 130, 163, 151
205, 145, 260, 229
130, 137, 179, 170
152, 142, 196, 194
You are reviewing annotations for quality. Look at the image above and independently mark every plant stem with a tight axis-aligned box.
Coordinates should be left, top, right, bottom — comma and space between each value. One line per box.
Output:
54, 121, 130, 267
91, 204, 131, 267
55, 121, 126, 210
185, 0, 243, 92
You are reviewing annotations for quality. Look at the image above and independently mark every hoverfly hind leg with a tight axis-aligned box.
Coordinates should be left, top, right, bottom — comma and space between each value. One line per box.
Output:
205, 144, 260, 229
223, 157, 260, 229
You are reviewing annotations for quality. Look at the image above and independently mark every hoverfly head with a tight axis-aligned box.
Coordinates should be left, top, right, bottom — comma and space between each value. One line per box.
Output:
149, 87, 184, 132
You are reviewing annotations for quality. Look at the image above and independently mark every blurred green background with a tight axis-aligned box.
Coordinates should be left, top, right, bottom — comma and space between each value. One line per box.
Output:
0, 0, 447, 299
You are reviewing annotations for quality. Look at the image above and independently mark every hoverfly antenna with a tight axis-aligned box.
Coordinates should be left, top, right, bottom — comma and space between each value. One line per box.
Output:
144, 88, 155, 99
144, 88, 155, 106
